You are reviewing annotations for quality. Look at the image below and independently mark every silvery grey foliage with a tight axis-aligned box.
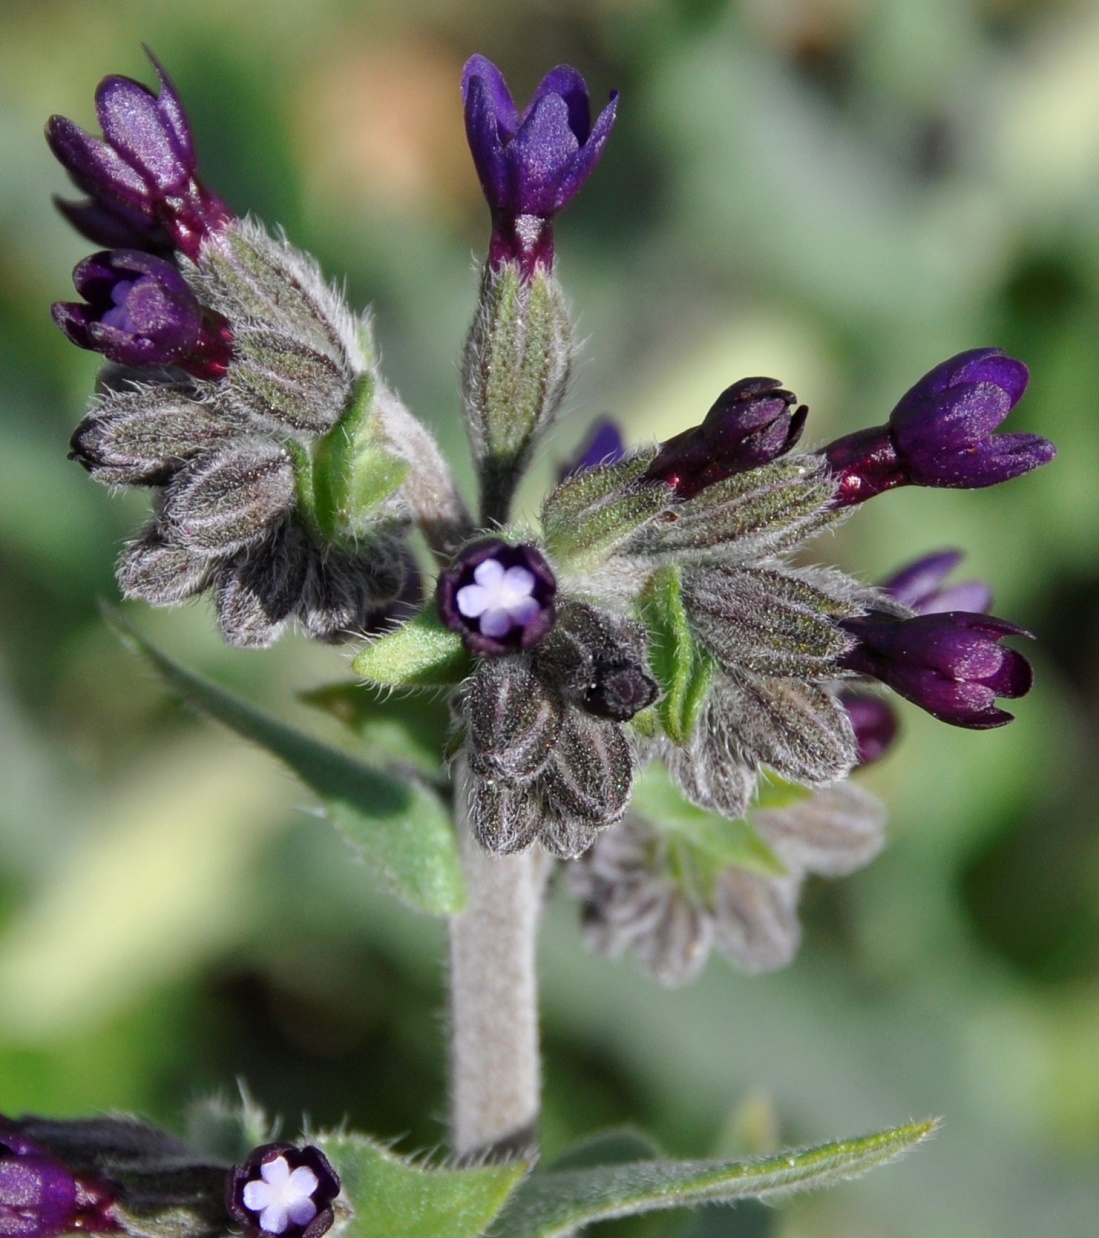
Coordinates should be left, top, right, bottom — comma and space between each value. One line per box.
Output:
568, 781, 886, 986
461, 620, 638, 859
69, 216, 428, 647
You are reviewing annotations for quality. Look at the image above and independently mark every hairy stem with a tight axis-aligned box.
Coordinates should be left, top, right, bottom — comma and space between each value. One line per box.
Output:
448, 759, 544, 1161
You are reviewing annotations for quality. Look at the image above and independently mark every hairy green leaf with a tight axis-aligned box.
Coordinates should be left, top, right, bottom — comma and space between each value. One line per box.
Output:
352, 608, 472, 688
492, 1120, 938, 1238
108, 610, 464, 915
639, 565, 714, 746
316, 1133, 527, 1238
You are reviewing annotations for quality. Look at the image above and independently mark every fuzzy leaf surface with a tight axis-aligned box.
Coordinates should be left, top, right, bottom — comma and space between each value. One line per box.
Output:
316, 1133, 527, 1238
108, 611, 463, 914
352, 608, 472, 688
492, 1121, 938, 1238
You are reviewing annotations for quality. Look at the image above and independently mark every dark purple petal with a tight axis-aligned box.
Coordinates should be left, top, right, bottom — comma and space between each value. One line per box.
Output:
462, 74, 511, 210
45, 116, 151, 208
559, 417, 626, 479
889, 348, 1029, 422
881, 550, 993, 615
52, 249, 231, 376
839, 610, 1033, 729
54, 194, 173, 253
647, 378, 806, 498
839, 692, 899, 765
95, 74, 191, 196
437, 538, 557, 657
511, 92, 582, 215
461, 55, 518, 136
548, 90, 617, 215
0, 1124, 119, 1238
533, 65, 592, 140
824, 349, 1054, 504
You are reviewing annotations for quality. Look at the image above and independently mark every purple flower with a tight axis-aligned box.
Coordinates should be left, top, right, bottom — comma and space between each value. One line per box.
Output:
824, 349, 1056, 506
462, 55, 617, 276
839, 691, 899, 765
646, 378, 807, 499
52, 249, 233, 377
881, 549, 993, 615
46, 50, 232, 260
0, 1124, 118, 1238
226, 1144, 340, 1238
437, 539, 557, 656
559, 417, 626, 480
839, 610, 1033, 729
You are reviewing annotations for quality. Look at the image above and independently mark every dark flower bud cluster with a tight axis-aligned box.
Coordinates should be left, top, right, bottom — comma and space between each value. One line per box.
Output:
568, 781, 885, 986
824, 349, 1055, 506
51, 58, 445, 647
226, 1143, 340, 1238
645, 378, 807, 499
457, 598, 648, 858
46, 51, 231, 259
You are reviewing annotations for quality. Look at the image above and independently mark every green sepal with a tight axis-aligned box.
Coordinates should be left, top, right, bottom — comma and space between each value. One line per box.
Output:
312, 369, 410, 539
107, 609, 464, 916
754, 773, 814, 812
491, 1120, 939, 1238
315, 1133, 528, 1238
638, 565, 715, 746
541, 453, 669, 572
352, 608, 472, 689
633, 762, 786, 879
301, 683, 450, 776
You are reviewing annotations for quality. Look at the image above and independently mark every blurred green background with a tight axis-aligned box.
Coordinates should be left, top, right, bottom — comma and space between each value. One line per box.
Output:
1, 0, 1096, 1234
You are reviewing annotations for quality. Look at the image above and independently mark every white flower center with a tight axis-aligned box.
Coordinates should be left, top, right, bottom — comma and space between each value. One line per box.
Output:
242, 1156, 320, 1235
456, 557, 540, 638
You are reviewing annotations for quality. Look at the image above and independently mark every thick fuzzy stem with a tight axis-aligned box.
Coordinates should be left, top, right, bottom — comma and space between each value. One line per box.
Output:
448, 760, 543, 1161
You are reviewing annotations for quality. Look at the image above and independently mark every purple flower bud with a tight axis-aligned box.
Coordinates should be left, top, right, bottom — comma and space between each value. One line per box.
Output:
0, 1123, 119, 1238
646, 378, 808, 499
838, 691, 899, 765
824, 349, 1056, 506
880, 549, 993, 615
461, 55, 617, 277
46, 50, 232, 260
52, 249, 232, 377
226, 1143, 340, 1238
839, 610, 1033, 729
558, 417, 625, 480
437, 539, 556, 656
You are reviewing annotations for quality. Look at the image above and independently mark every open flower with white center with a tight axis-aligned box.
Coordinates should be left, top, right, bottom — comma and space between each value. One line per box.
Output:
226, 1143, 340, 1238
438, 537, 557, 656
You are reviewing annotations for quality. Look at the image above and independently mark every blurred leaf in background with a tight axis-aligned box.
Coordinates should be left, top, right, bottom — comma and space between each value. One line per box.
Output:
1, 1, 1097, 1235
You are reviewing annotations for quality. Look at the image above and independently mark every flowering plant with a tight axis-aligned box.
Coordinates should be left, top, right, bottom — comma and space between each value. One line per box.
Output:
6, 43, 1057, 1238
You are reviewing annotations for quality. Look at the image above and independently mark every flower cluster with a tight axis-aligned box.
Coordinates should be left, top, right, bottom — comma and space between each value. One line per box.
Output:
52, 51, 1056, 986
49, 53, 447, 646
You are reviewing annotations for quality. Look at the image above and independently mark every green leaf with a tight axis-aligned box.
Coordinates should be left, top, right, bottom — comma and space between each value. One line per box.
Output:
301, 683, 450, 775
633, 763, 785, 878
107, 610, 464, 916
352, 608, 472, 688
492, 1120, 939, 1238
316, 1133, 527, 1238
639, 566, 714, 746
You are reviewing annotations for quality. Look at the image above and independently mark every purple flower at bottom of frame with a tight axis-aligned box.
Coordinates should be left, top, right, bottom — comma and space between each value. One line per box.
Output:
226, 1144, 340, 1238
881, 549, 993, 615
839, 610, 1033, 729
437, 539, 556, 656
0, 1125, 119, 1238
462, 54, 617, 275
52, 249, 232, 377
824, 349, 1056, 506
46, 50, 232, 259
646, 378, 807, 499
